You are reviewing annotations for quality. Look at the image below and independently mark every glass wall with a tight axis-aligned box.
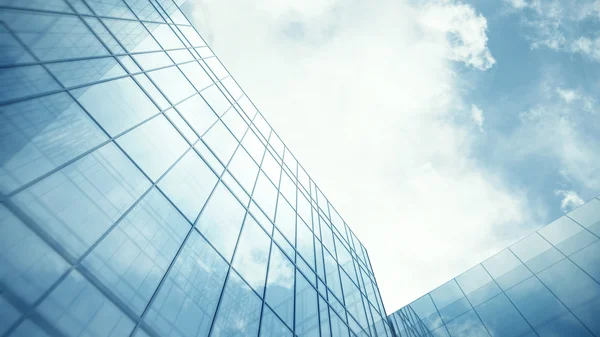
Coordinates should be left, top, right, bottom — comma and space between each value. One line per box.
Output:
388, 196, 600, 337
0, 1, 391, 336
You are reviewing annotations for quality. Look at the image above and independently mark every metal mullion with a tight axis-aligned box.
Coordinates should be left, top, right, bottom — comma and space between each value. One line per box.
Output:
507, 246, 597, 335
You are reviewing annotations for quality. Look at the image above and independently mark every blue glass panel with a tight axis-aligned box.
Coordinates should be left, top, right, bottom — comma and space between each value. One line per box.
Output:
36, 270, 135, 337
133, 73, 171, 110
571, 241, 600, 282
0, 296, 20, 335
568, 198, 600, 232
324, 250, 344, 302
9, 319, 53, 337
193, 139, 224, 175
83, 16, 126, 54
11, 143, 150, 258
0, 65, 60, 104
204, 58, 228, 81
297, 220, 316, 269
555, 229, 598, 256
0, 92, 107, 193
196, 183, 245, 261
232, 217, 270, 295
475, 293, 532, 337
249, 202, 274, 234
228, 147, 259, 194
319, 296, 332, 337
296, 272, 320, 337
0, 205, 69, 305
273, 227, 295, 260
0, 25, 34, 66
445, 310, 489, 337
117, 115, 189, 181
260, 305, 293, 337
164, 108, 198, 143
203, 121, 238, 164
175, 94, 218, 137
86, 0, 136, 19
179, 61, 214, 91
275, 196, 296, 244
264, 245, 295, 327
510, 233, 563, 273
148, 65, 196, 104
340, 271, 368, 332
410, 295, 443, 331
133, 51, 173, 71
158, 150, 217, 222
48, 58, 124, 88
253, 172, 278, 221
144, 23, 184, 50
330, 308, 350, 337
0, 0, 72, 12
505, 276, 568, 327
82, 188, 189, 315
534, 312, 594, 337
483, 249, 532, 291
211, 271, 262, 337
124, 0, 164, 22
222, 170, 250, 206
72, 77, 159, 136
1, 11, 108, 61
103, 18, 161, 53
145, 229, 227, 337
538, 216, 585, 247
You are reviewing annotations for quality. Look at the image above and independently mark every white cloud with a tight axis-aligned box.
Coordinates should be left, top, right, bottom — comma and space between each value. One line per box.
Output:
556, 87, 579, 103
184, 0, 536, 313
470, 104, 484, 131
505, 0, 600, 61
555, 189, 585, 212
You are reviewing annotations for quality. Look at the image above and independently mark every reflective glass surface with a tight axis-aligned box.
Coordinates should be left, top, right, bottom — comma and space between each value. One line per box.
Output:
0, 2, 386, 336
388, 196, 600, 337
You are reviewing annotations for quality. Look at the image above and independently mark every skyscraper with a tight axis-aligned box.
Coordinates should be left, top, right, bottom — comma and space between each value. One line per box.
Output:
0, 1, 392, 337
387, 196, 600, 337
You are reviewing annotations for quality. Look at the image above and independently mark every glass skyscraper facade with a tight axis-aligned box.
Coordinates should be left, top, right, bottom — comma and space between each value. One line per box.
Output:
388, 196, 600, 337
0, 1, 392, 337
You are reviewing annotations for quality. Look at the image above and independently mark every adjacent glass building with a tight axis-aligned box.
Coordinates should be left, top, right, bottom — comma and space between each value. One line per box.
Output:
388, 196, 600, 337
0, 1, 392, 336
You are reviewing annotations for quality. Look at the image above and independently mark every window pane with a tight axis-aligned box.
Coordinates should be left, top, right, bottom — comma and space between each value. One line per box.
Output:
241, 129, 266, 163
203, 121, 238, 164
445, 310, 489, 337
265, 245, 295, 327
82, 188, 189, 315
3, 11, 108, 61
175, 94, 218, 137
148, 65, 196, 104
196, 183, 245, 261
211, 271, 262, 337
179, 61, 213, 92
228, 147, 259, 194
0, 205, 69, 305
0, 93, 107, 193
47, 57, 126, 88
233, 217, 271, 295
36, 270, 135, 337
86, 0, 136, 19
145, 229, 227, 337
568, 198, 600, 235
571, 241, 600, 283
133, 51, 173, 71
253, 172, 278, 221
200, 85, 231, 117
0, 65, 60, 103
117, 115, 189, 181
260, 305, 293, 337
11, 143, 150, 258
505, 276, 568, 327
124, 0, 163, 22
158, 150, 217, 222
104, 18, 161, 53
476, 293, 533, 337
295, 272, 320, 337
222, 109, 248, 141
144, 23, 184, 50
72, 77, 159, 136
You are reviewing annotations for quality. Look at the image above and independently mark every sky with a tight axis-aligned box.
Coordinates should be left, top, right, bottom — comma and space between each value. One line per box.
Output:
181, 0, 600, 314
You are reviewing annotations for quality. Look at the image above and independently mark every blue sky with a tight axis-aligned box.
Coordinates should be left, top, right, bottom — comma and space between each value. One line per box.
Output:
182, 0, 600, 313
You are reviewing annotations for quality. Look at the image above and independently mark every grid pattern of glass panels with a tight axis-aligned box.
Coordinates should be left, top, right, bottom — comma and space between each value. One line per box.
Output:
388, 196, 600, 337
0, 1, 392, 336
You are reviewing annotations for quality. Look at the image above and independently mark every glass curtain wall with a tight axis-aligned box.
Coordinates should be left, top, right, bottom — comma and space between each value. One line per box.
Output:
0, 1, 391, 336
